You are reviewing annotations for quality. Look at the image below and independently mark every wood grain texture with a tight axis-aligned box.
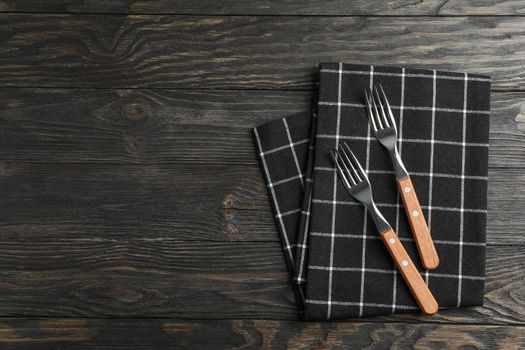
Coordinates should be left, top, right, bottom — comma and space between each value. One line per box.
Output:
0, 0, 524, 15
0, 88, 522, 168
0, 318, 522, 349
487, 168, 525, 245
1, 15, 525, 90
0, 162, 277, 240
0, 88, 310, 164
398, 177, 440, 269
0, 241, 520, 325
435, 0, 525, 15
0, 240, 296, 319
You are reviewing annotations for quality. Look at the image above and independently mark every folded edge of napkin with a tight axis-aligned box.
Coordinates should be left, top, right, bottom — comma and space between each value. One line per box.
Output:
253, 111, 315, 315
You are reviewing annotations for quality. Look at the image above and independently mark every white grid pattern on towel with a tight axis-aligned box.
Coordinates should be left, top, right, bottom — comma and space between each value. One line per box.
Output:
318, 101, 489, 115
292, 110, 317, 286
283, 118, 305, 189
267, 173, 305, 188
253, 128, 295, 267
260, 138, 309, 156
309, 231, 486, 247
311, 199, 487, 214
308, 265, 484, 281
295, 190, 312, 284
358, 66, 374, 317
275, 208, 302, 219
306, 299, 419, 310
425, 70, 437, 284
313, 167, 488, 181
319, 68, 490, 82
458, 73, 468, 307
315, 134, 488, 147
326, 63, 344, 319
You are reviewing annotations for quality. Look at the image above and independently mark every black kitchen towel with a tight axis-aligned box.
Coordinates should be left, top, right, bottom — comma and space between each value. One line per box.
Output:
254, 63, 491, 320
253, 111, 313, 314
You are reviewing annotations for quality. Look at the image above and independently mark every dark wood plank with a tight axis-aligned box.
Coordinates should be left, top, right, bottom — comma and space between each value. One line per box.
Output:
0, 90, 300, 165
437, 0, 525, 15
0, 240, 296, 319
0, 88, 309, 164
0, 88, 522, 168
0, 318, 522, 349
0, 241, 520, 325
0, 162, 521, 245
0, 162, 276, 240
0, 0, 523, 15
1, 15, 525, 90
489, 92, 525, 168
486, 168, 525, 245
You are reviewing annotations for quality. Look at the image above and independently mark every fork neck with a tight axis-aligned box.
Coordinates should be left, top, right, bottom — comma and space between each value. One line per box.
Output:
364, 202, 390, 233
387, 148, 409, 180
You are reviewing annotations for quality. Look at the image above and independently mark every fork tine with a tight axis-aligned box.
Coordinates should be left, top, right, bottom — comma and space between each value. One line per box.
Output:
335, 148, 359, 185
379, 85, 397, 131
338, 145, 361, 183
364, 90, 378, 132
374, 86, 391, 128
330, 150, 356, 187
369, 88, 384, 130
342, 142, 368, 181
331, 150, 351, 187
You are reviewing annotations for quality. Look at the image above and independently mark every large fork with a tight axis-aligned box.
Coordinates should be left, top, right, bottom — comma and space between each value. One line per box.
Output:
365, 86, 440, 270
331, 143, 438, 315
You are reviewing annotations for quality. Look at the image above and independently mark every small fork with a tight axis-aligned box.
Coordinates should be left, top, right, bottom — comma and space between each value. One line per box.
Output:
331, 143, 438, 315
365, 86, 440, 270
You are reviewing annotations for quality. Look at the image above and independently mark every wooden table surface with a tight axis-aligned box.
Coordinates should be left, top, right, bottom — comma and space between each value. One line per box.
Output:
0, 1, 524, 348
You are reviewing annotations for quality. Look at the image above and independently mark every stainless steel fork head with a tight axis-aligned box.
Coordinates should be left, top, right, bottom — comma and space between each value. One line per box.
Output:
365, 85, 409, 180
331, 142, 390, 233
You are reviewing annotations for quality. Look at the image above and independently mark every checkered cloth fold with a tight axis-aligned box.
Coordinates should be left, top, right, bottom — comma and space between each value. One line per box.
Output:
254, 63, 490, 320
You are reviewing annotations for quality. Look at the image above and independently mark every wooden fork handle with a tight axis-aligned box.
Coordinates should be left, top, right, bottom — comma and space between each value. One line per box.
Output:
380, 227, 439, 315
397, 177, 440, 270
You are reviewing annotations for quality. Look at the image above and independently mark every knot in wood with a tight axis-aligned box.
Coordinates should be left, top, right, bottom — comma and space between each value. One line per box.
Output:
223, 194, 234, 208
122, 100, 152, 122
